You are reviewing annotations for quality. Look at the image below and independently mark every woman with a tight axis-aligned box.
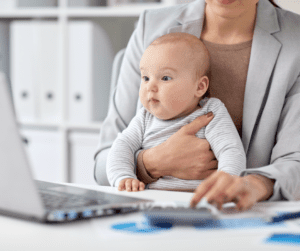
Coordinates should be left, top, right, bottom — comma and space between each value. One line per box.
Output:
94, 0, 300, 210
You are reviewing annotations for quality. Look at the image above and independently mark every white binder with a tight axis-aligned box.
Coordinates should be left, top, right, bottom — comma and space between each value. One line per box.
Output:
10, 21, 38, 123
68, 21, 114, 123
0, 0, 17, 9
17, 0, 57, 7
10, 21, 60, 123
20, 128, 62, 183
35, 22, 61, 123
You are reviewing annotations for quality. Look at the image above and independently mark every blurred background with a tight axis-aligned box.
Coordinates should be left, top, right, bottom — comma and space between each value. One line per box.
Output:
0, 0, 298, 186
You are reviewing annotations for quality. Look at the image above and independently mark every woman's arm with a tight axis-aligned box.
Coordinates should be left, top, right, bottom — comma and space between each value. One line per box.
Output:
191, 75, 300, 209
137, 113, 218, 183
242, 75, 300, 201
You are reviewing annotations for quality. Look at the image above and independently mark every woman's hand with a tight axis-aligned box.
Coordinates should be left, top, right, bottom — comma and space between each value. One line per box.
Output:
190, 171, 275, 211
142, 112, 217, 180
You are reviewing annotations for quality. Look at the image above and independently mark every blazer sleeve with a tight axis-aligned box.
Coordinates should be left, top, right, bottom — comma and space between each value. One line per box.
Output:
242, 76, 300, 201
93, 11, 147, 185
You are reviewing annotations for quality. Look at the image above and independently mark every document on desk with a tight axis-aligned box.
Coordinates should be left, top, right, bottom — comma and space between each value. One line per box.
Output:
91, 203, 289, 242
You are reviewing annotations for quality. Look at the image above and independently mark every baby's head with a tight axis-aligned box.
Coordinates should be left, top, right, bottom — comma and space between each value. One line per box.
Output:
139, 32, 210, 120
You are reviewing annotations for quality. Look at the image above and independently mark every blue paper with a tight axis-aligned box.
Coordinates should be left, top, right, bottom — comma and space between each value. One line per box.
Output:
111, 221, 172, 234
111, 217, 284, 235
194, 217, 284, 230
266, 233, 300, 246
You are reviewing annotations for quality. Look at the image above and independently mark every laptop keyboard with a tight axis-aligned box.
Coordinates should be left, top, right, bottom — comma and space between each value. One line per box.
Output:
34, 181, 150, 222
40, 191, 108, 210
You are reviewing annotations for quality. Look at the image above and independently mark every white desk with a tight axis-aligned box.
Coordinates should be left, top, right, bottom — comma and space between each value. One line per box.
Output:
1, 185, 300, 251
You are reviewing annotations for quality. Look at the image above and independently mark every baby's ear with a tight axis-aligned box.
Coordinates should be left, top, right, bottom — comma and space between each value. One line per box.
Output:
195, 76, 209, 98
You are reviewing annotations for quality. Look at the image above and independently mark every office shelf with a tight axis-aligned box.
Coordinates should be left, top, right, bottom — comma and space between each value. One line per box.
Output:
66, 4, 167, 17
0, 9, 59, 18
18, 121, 61, 129
0, 3, 172, 19
19, 121, 102, 131
1, 0, 178, 185
65, 122, 102, 131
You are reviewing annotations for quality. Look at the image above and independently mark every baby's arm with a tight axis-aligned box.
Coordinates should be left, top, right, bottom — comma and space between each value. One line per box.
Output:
106, 108, 146, 189
204, 98, 246, 176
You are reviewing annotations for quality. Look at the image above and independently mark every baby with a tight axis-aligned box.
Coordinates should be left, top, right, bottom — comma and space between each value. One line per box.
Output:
107, 33, 246, 192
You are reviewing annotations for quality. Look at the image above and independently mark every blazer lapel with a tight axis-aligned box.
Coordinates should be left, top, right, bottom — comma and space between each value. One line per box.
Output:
168, 0, 206, 38
242, 0, 282, 153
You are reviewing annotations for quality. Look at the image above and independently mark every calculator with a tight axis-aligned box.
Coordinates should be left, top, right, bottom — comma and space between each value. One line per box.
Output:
144, 198, 219, 226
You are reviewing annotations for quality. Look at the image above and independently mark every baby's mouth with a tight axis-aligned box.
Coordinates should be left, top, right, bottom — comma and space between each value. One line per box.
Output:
149, 98, 159, 103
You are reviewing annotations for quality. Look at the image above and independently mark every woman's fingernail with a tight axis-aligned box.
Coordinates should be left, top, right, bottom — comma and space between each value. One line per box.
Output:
206, 112, 213, 118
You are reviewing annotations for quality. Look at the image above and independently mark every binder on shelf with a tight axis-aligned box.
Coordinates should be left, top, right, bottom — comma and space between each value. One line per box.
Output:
35, 22, 61, 123
17, 0, 58, 7
20, 128, 62, 183
69, 131, 99, 185
10, 22, 38, 123
68, 21, 114, 123
0, 0, 17, 9
10, 21, 60, 123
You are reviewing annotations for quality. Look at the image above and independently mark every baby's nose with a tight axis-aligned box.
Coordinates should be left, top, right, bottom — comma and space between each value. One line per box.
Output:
147, 80, 158, 92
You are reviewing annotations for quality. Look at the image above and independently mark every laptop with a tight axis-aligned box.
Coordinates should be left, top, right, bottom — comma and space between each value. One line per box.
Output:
0, 72, 152, 223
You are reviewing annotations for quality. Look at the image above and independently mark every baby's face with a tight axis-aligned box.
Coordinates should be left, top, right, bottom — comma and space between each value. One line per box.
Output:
139, 43, 200, 120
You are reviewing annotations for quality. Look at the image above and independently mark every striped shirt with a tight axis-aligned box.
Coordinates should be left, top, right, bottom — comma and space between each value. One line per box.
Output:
107, 97, 246, 190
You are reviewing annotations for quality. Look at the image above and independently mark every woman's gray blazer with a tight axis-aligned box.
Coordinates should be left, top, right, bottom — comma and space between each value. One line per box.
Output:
94, 0, 300, 201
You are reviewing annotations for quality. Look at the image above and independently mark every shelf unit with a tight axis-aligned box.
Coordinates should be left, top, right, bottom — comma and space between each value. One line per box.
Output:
1, 0, 179, 184
1, 0, 298, 185
0, 3, 174, 18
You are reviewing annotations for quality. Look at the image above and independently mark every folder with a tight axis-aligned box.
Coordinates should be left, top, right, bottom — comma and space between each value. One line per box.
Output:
20, 128, 62, 182
0, 0, 17, 9
35, 21, 61, 123
10, 21, 60, 123
68, 21, 114, 123
10, 21, 38, 123
17, 0, 58, 7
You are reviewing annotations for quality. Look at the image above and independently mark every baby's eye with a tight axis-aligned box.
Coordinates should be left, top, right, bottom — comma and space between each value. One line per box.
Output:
142, 76, 149, 82
162, 76, 172, 81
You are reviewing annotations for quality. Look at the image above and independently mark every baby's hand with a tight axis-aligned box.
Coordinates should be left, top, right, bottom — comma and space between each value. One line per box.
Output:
118, 178, 145, 192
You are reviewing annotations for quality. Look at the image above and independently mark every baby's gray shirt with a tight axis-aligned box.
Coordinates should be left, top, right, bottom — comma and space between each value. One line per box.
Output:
107, 97, 246, 190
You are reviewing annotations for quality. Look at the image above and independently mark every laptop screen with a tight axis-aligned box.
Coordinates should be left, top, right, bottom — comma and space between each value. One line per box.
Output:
0, 72, 45, 219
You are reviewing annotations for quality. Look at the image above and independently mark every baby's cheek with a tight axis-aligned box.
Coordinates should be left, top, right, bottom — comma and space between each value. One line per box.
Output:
168, 91, 186, 106
139, 88, 147, 106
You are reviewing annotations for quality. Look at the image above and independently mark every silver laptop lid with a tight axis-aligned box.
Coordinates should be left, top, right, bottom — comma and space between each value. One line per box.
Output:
0, 72, 45, 219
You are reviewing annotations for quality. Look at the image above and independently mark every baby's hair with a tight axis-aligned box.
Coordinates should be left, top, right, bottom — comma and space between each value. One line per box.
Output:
149, 33, 211, 98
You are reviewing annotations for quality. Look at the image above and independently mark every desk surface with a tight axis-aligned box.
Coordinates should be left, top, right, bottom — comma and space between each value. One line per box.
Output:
1, 184, 300, 251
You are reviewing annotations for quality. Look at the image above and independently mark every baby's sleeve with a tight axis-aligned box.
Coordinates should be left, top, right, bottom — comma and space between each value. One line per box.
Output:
106, 108, 146, 187
205, 98, 246, 176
